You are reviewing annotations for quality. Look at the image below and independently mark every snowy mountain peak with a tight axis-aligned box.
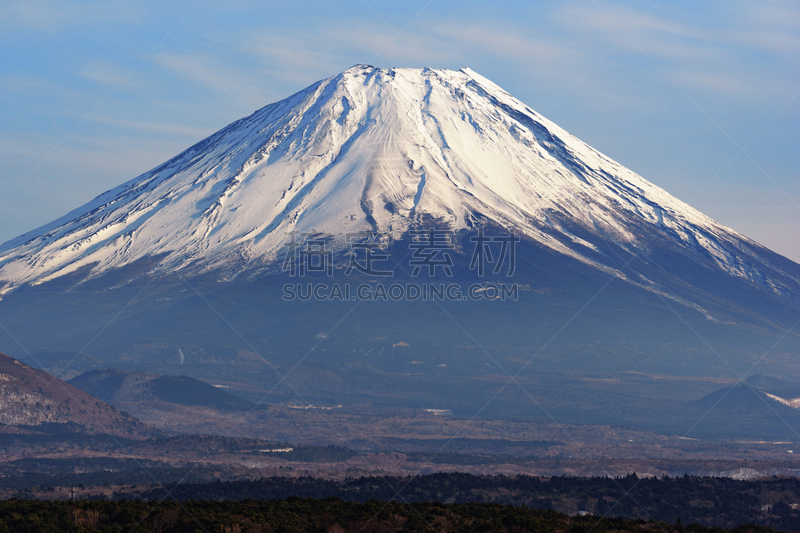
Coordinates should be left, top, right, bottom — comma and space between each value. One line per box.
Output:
0, 66, 797, 301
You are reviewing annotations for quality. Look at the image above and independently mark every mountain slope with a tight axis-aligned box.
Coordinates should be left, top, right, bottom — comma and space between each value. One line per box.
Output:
0, 65, 797, 309
69, 368, 253, 411
0, 352, 152, 438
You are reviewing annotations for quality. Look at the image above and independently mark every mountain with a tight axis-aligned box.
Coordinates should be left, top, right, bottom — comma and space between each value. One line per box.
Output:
1, 66, 799, 437
68, 369, 253, 411
0, 352, 152, 438
0, 65, 797, 306
684, 379, 800, 438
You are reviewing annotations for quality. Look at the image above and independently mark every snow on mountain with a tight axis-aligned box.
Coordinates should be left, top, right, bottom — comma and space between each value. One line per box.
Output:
0, 65, 797, 300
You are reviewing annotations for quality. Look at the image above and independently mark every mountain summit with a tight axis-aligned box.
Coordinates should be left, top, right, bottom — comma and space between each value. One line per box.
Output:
1, 65, 798, 304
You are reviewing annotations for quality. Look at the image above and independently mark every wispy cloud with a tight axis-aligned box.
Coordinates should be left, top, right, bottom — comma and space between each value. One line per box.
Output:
0, 75, 48, 93
550, 0, 799, 101
671, 70, 787, 99
429, 21, 582, 68
236, 17, 585, 95
1, 0, 141, 32
79, 61, 147, 89
151, 50, 271, 112
730, 0, 800, 54
89, 115, 214, 139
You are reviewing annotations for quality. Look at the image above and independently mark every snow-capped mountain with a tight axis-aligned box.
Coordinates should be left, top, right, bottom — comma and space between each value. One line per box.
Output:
0, 65, 798, 303
3, 66, 800, 435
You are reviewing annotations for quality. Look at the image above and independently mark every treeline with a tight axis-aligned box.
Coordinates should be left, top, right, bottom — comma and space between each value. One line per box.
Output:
0, 497, 778, 533
130, 473, 800, 530
1, 466, 217, 493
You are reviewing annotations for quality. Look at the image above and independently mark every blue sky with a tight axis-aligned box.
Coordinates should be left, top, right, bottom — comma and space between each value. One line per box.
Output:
1, 0, 798, 261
